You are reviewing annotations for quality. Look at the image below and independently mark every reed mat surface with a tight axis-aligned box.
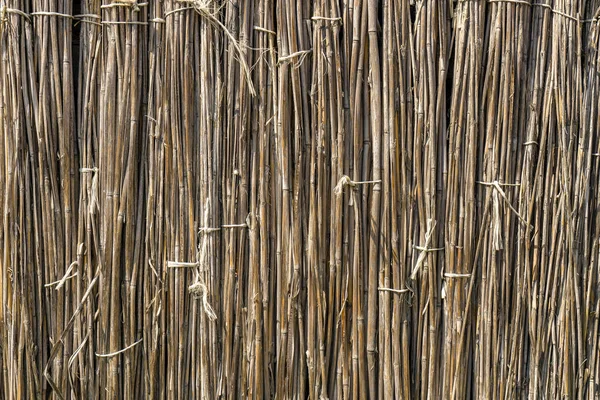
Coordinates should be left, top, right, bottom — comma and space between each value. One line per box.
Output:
2, 0, 600, 398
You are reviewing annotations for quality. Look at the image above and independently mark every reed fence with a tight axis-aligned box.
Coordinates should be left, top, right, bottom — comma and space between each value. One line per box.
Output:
1, 0, 600, 398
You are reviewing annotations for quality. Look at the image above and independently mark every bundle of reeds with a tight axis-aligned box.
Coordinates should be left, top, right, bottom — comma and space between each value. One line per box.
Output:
2, 0, 600, 398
